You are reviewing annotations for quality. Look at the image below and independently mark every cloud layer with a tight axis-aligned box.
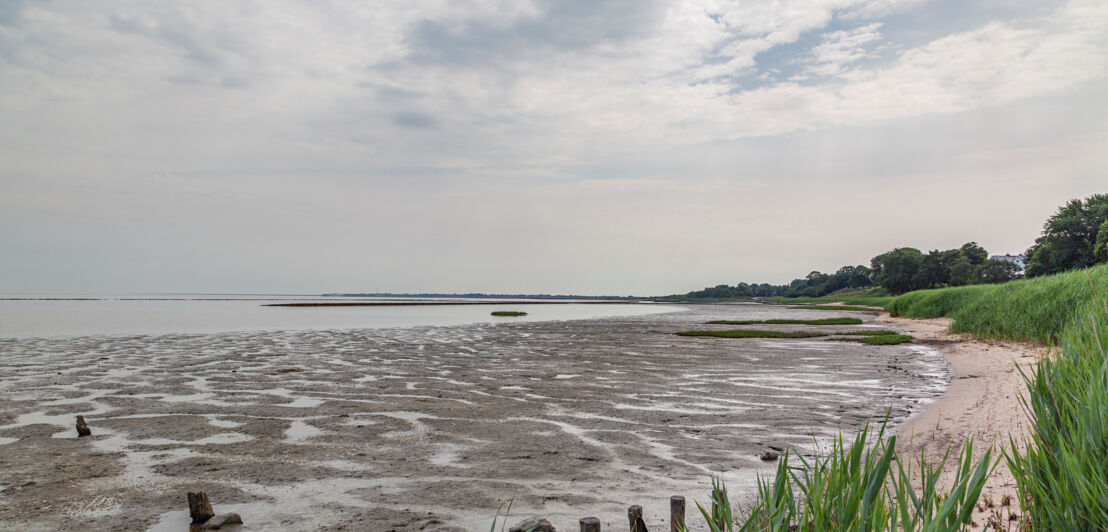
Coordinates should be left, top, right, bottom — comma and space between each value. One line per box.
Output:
1, 0, 1106, 294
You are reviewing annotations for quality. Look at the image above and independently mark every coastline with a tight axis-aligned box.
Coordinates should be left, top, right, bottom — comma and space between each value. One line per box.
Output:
880, 314, 1043, 528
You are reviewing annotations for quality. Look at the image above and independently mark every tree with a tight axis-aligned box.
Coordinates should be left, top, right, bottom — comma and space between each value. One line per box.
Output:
1095, 218, 1108, 263
1025, 194, 1108, 277
948, 256, 976, 286
977, 259, 1020, 284
917, 250, 949, 288
871, 248, 925, 295
960, 242, 988, 265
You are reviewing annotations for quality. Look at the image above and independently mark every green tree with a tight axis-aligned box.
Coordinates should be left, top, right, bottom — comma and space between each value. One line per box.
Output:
917, 250, 949, 288
948, 256, 976, 286
1095, 219, 1108, 263
1025, 194, 1108, 277
977, 259, 1020, 284
960, 242, 988, 265
871, 248, 925, 295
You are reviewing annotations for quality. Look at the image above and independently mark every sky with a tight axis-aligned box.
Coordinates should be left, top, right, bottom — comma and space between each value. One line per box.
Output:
1, 0, 1106, 296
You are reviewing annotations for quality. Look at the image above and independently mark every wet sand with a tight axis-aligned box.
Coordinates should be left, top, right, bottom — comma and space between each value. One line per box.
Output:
0, 305, 946, 531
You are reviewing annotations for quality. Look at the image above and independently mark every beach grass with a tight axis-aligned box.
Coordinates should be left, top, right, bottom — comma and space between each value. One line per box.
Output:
887, 264, 1108, 528
705, 318, 863, 325
680, 420, 994, 532
675, 329, 828, 339
1006, 287, 1108, 529
490, 311, 528, 317
788, 305, 885, 312
888, 264, 1108, 344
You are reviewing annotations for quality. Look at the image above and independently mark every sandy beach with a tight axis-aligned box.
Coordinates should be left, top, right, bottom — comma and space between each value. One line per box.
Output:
883, 314, 1044, 529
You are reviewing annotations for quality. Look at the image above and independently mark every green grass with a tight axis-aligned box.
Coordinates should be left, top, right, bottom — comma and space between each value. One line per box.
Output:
888, 264, 1108, 344
1006, 292, 1108, 529
885, 264, 1108, 528
490, 311, 528, 317
676, 329, 829, 339
705, 318, 864, 325
771, 287, 895, 308
787, 305, 885, 312
829, 334, 914, 345
679, 420, 995, 532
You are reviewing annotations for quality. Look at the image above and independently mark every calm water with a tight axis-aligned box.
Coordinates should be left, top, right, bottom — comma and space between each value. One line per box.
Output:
0, 295, 680, 338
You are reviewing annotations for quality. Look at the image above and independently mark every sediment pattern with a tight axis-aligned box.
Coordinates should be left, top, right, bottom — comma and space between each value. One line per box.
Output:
0, 305, 948, 531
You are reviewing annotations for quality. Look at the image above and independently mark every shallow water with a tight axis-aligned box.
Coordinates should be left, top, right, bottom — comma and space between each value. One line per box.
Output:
0, 303, 949, 531
0, 295, 678, 338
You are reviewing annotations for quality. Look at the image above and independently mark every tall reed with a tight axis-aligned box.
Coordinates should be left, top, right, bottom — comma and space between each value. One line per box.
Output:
682, 421, 995, 532
1006, 291, 1108, 529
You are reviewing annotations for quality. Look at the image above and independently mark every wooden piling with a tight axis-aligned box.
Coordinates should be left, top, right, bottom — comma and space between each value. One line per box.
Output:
628, 505, 646, 532
670, 496, 685, 532
188, 491, 215, 524
580, 516, 601, 532
75, 415, 91, 437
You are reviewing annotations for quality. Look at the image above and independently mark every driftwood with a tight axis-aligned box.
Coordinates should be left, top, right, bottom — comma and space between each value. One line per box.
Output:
75, 416, 91, 437
188, 492, 215, 524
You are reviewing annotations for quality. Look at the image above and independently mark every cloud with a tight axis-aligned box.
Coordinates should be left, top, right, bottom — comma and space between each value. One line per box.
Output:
0, 0, 1105, 293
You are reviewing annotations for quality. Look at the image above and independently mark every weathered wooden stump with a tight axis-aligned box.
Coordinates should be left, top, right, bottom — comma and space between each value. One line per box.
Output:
628, 505, 647, 532
670, 496, 685, 532
75, 416, 91, 437
580, 516, 601, 532
188, 491, 215, 524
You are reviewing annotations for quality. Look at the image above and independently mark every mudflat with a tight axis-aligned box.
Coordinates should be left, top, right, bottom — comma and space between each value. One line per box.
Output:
0, 306, 946, 531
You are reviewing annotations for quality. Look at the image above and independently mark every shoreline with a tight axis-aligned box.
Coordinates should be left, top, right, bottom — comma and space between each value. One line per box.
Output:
880, 314, 1043, 529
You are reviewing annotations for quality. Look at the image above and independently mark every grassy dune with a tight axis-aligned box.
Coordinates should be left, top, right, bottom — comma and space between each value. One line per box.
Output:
888, 264, 1108, 344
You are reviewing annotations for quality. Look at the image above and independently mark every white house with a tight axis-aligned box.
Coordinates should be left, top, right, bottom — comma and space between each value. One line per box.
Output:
989, 254, 1026, 275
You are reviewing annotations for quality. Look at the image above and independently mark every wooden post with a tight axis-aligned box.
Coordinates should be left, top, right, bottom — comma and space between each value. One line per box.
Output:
670, 496, 685, 532
75, 416, 91, 437
580, 516, 601, 532
628, 505, 646, 532
188, 492, 215, 524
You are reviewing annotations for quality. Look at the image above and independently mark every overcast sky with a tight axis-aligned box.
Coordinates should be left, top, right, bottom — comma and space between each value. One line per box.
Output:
2, 0, 1106, 295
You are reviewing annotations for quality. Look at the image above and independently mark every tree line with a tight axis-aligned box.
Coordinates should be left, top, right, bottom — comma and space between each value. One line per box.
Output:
676, 193, 1108, 298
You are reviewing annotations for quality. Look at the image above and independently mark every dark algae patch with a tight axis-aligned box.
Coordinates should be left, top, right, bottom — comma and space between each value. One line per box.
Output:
491, 311, 528, 317
829, 334, 914, 345
706, 318, 863, 325
676, 329, 829, 339
835, 330, 900, 336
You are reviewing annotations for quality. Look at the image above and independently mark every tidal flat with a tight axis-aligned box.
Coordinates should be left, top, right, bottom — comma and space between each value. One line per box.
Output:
0, 305, 948, 531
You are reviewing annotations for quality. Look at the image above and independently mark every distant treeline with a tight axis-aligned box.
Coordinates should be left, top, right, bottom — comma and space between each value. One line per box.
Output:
675, 193, 1108, 298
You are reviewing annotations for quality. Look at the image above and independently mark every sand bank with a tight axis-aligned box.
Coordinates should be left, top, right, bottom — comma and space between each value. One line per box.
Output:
881, 314, 1043, 529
